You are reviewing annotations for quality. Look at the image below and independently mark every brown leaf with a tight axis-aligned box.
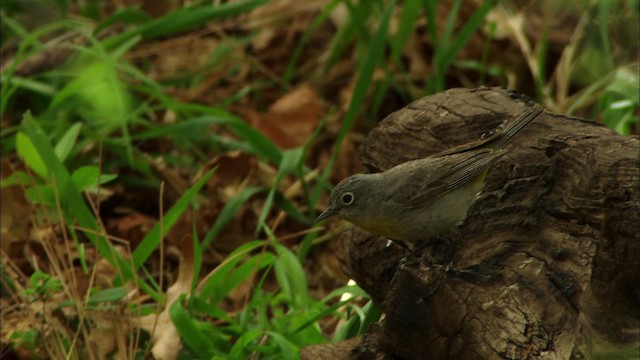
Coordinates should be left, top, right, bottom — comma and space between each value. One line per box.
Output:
0, 160, 32, 255
108, 212, 156, 248
249, 85, 323, 149
203, 150, 258, 193
133, 235, 195, 360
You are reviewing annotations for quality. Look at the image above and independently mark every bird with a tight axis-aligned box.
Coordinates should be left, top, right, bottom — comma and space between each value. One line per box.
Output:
315, 104, 544, 244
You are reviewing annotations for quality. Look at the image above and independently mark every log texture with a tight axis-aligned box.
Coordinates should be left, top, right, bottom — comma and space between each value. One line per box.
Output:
304, 87, 639, 360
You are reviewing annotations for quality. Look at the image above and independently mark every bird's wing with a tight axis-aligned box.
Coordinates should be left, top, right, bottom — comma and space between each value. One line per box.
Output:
384, 105, 543, 210
398, 149, 505, 209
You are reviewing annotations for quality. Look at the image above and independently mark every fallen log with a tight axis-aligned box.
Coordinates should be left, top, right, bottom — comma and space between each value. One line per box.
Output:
303, 87, 639, 360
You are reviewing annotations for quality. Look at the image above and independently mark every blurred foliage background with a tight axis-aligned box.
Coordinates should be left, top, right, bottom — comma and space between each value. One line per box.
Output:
0, 0, 638, 358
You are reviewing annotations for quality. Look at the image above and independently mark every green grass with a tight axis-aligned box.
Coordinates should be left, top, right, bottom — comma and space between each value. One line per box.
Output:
0, 0, 637, 358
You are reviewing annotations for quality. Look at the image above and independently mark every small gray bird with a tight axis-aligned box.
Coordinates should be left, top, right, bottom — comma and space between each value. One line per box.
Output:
315, 105, 543, 243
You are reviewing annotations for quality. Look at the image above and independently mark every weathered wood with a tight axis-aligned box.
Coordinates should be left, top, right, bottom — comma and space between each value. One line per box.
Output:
318, 87, 638, 359
300, 336, 362, 360
300, 327, 385, 360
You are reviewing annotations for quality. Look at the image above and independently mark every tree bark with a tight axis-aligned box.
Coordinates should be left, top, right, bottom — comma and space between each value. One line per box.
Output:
305, 87, 640, 360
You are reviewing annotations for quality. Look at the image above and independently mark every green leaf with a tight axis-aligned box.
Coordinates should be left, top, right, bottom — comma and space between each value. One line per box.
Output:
605, 67, 639, 99
266, 331, 299, 359
138, 114, 282, 165
198, 241, 266, 299
392, 0, 422, 62
291, 300, 348, 336
333, 300, 381, 341
439, 0, 463, 58
191, 322, 232, 354
94, 8, 151, 34
16, 132, 48, 178
284, 0, 341, 81
139, 0, 269, 39
229, 329, 263, 358
440, 0, 495, 69
256, 148, 304, 233
273, 191, 309, 225
169, 294, 216, 358
322, 284, 369, 302
21, 116, 156, 298
1, 171, 31, 188
312, 0, 396, 205
202, 186, 264, 248
423, 0, 439, 49
1, 12, 30, 40
133, 116, 221, 140
102, 0, 268, 51
599, 67, 639, 135
210, 252, 276, 306
1, 19, 91, 116
322, 7, 358, 71
132, 168, 215, 269
89, 287, 127, 303
2, 76, 56, 96
109, 33, 142, 61
25, 184, 56, 206
190, 296, 230, 321
51, 61, 131, 133
425, 0, 495, 93
273, 243, 309, 308
191, 229, 203, 293
9, 330, 38, 350
54, 123, 82, 162
25, 270, 63, 296
71, 166, 117, 191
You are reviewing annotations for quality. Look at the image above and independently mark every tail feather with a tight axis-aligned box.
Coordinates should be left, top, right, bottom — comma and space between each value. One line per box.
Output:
488, 104, 544, 149
437, 104, 544, 156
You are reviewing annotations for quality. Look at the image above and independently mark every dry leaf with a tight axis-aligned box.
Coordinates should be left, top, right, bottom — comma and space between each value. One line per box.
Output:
133, 235, 195, 360
249, 85, 323, 149
0, 161, 32, 255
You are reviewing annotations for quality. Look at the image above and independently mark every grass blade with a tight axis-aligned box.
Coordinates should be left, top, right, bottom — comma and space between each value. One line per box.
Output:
392, 0, 422, 62
169, 294, 216, 358
311, 0, 396, 205
202, 186, 264, 248
132, 168, 216, 269
21, 115, 156, 297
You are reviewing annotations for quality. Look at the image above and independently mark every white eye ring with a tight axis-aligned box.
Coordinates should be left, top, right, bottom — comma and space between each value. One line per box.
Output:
341, 192, 354, 205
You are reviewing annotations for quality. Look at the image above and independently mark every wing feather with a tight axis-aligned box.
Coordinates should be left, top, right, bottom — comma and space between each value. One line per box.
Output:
399, 149, 504, 209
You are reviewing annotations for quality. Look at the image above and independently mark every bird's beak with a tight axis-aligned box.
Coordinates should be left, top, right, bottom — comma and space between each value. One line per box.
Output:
314, 208, 337, 223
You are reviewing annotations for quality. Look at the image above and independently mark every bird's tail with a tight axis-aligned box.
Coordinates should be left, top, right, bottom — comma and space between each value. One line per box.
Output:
487, 104, 544, 149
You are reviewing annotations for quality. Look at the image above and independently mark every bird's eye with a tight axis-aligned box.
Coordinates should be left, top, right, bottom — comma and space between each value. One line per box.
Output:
341, 192, 354, 205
